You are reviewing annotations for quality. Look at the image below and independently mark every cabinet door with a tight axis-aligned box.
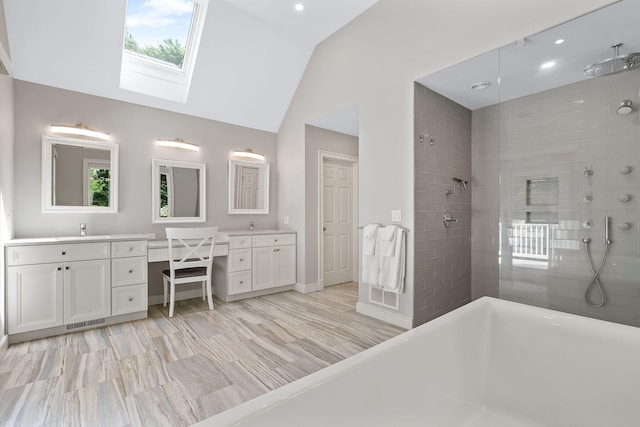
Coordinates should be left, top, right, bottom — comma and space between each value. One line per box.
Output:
252, 247, 276, 290
7, 264, 64, 334
275, 245, 296, 287
64, 259, 111, 324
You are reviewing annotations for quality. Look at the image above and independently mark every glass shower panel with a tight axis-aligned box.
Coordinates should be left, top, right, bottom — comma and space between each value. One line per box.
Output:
496, 1, 640, 326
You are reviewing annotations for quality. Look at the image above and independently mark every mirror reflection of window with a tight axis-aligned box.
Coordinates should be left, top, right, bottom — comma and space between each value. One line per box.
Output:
157, 166, 200, 218
84, 159, 111, 207
53, 144, 112, 207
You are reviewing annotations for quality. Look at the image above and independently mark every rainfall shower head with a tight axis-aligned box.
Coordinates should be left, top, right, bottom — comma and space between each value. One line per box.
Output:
584, 43, 640, 77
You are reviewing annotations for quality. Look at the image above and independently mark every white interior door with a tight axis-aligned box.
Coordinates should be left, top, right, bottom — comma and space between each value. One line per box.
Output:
323, 159, 353, 286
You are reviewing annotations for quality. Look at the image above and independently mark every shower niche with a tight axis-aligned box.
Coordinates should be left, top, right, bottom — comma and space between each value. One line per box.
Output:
525, 178, 559, 224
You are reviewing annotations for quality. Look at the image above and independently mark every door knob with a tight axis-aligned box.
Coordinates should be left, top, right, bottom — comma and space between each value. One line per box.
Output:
323, 226, 327, 231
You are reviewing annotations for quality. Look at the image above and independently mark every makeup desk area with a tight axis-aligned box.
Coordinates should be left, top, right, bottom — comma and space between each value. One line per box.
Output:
4, 230, 295, 343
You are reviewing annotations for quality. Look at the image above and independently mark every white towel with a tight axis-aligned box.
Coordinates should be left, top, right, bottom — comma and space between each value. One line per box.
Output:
378, 229, 406, 294
362, 252, 379, 287
362, 224, 379, 255
378, 225, 399, 256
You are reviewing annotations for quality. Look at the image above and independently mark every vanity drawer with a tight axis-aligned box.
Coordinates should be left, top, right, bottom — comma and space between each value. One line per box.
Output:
6, 242, 110, 266
112, 240, 148, 258
252, 234, 296, 248
112, 284, 148, 316
112, 256, 148, 287
227, 249, 251, 272
229, 236, 251, 249
227, 270, 251, 295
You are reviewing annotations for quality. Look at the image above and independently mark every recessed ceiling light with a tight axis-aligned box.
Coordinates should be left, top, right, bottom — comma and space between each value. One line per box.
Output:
555, 39, 565, 45
471, 81, 491, 90
294, 3, 304, 12
541, 61, 556, 70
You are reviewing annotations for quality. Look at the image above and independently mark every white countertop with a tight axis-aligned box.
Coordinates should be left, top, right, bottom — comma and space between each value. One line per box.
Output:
223, 229, 296, 236
5, 233, 154, 247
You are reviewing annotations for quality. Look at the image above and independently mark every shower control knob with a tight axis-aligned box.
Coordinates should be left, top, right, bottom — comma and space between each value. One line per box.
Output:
582, 219, 592, 229
583, 193, 593, 203
618, 194, 632, 202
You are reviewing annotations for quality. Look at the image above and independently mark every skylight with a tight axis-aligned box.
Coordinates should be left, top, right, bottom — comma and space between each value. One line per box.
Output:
120, 0, 208, 103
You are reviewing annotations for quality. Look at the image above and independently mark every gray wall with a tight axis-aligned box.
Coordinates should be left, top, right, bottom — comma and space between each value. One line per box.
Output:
413, 83, 472, 326
304, 125, 358, 286
0, 74, 13, 341
13, 80, 278, 296
472, 69, 640, 327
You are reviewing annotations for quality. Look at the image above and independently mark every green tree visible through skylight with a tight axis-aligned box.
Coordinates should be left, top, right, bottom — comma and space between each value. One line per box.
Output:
124, 0, 195, 68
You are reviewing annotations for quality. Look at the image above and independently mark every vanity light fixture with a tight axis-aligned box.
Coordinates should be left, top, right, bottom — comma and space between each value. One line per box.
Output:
232, 149, 265, 162
157, 138, 200, 152
50, 123, 110, 141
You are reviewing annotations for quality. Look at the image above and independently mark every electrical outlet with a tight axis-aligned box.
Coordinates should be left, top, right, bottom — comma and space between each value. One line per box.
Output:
391, 210, 401, 222
283, 216, 289, 225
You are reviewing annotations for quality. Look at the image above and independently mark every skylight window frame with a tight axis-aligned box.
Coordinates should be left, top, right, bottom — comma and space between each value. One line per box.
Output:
119, 0, 209, 102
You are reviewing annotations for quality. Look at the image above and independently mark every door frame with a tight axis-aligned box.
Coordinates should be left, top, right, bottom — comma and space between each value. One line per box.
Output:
317, 150, 359, 288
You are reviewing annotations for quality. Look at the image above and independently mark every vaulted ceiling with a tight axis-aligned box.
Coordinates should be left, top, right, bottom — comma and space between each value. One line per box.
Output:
3, 0, 379, 132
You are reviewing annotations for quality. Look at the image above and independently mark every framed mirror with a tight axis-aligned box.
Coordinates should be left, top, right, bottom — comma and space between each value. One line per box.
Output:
228, 159, 269, 214
152, 159, 206, 223
42, 135, 119, 213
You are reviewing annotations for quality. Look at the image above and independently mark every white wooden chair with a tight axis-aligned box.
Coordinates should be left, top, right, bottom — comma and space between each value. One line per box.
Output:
162, 226, 218, 317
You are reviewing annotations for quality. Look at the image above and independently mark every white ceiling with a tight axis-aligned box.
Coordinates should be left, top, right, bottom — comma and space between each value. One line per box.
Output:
3, 0, 379, 133
417, 0, 640, 111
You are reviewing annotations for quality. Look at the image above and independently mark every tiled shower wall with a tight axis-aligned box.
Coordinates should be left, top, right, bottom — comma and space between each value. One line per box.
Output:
472, 69, 640, 326
414, 83, 472, 326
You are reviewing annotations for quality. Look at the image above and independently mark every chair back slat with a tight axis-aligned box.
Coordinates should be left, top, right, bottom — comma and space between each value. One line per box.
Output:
166, 227, 218, 273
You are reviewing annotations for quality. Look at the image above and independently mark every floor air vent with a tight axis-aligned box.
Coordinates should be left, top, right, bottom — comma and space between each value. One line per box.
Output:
66, 318, 106, 330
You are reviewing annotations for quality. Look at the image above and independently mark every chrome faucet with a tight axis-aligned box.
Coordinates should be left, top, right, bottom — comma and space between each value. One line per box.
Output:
80, 223, 87, 237
249, 221, 254, 231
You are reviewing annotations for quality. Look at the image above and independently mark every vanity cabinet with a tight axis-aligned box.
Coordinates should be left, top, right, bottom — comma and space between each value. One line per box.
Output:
5, 235, 150, 342
111, 240, 148, 316
7, 263, 64, 334
6, 242, 111, 334
214, 232, 296, 302
252, 235, 296, 290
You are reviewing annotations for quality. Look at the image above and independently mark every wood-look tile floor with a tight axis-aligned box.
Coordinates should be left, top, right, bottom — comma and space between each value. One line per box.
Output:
0, 282, 404, 426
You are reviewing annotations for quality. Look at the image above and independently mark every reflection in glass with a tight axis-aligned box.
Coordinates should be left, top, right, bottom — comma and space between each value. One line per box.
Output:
228, 160, 269, 214
42, 135, 119, 213
52, 145, 112, 207
158, 166, 200, 218
151, 159, 206, 223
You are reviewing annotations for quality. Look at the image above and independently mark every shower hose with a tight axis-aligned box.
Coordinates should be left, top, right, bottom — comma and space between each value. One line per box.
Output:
582, 237, 611, 308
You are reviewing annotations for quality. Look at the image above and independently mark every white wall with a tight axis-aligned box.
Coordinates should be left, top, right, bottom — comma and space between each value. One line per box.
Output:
0, 3, 12, 348
277, 0, 614, 325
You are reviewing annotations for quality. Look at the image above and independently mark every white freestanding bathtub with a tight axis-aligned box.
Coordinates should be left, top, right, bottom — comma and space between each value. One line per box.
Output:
198, 297, 640, 426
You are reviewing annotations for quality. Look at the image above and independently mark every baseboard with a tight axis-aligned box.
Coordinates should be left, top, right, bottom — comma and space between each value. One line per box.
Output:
356, 302, 412, 329
148, 289, 203, 306
0, 334, 8, 355
294, 282, 324, 294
